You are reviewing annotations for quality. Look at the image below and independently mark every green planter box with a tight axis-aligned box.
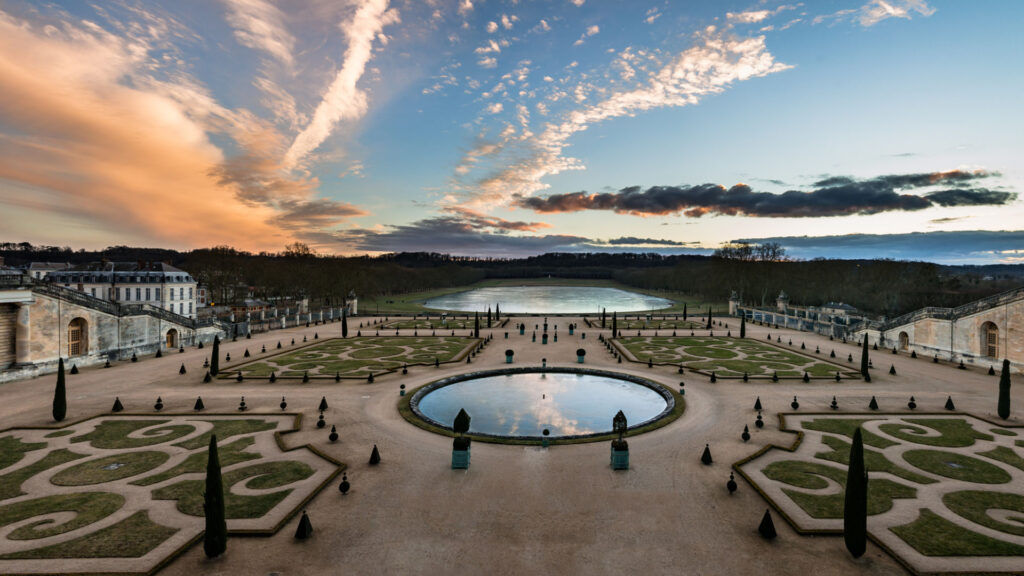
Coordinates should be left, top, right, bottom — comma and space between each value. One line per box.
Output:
577, 355, 585, 363
610, 447, 629, 470
452, 448, 471, 469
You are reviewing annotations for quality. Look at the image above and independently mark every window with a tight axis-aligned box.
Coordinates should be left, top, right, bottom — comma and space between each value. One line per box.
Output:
136, 288, 141, 300
145, 288, 151, 301
189, 302, 193, 314
116, 287, 121, 300
189, 287, 193, 299
179, 302, 184, 314
155, 288, 160, 300
179, 287, 184, 300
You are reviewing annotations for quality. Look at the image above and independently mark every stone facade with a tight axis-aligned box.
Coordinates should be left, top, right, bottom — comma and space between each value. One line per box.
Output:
0, 280, 222, 383
853, 287, 1024, 373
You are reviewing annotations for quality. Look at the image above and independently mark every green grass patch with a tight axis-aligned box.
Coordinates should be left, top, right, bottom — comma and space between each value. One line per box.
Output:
134, 437, 261, 486
801, 418, 896, 449
51, 452, 170, 486
891, 508, 1024, 557
0, 492, 124, 540
153, 461, 314, 519
990, 428, 1017, 436
762, 460, 916, 519
944, 491, 1024, 538
902, 450, 1011, 484
173, 419, 277, 450
0, 449, 87, 500
978, 446, 1024, 473
878, 418, 993, 448
71, 420, 195, 449
0, 511, 177, 559
43, 430, 75, 438
815, 435, 935, 485
0, 435, 46, 471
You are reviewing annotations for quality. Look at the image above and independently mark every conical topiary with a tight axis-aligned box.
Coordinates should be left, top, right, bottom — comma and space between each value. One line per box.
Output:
53, 358, 67, 422
210, 336, 220, 376
701, 444, 713, 465
203, 435, 227, 558
989, 365, 996, 376
908, 396, 917, 410
727, 472, 738, 494
754, 397, 762, 411
945, 396, 956, 411
369, 444, 381, 465
860, 334, 871, 383
303, 371, 310, 383
112, 397, 124, 412
889, 364, 896, 375
831, 396, 839, 410
741, 425, 750, 442
319, 396, 329, 412
844, 427, 868, 558
759, 509, 777, 539
868, 396, 878, 410
329, 425, 338, 442
802, 371, 810, 383
179, 363, 187, 375
70, 363, 79, 374
203, 371, 212, 383
998, 359, 1011, 420
194, 397, 205, 411
269, 372, 276, 383
294, 510, 313, 539
155, 349, 162, 359
154, 397, 163, 411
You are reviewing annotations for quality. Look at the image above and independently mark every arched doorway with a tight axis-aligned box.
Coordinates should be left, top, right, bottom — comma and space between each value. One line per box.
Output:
981, 322, 999, 359
165, 329, 178, 349
899, 332, 909, 351
68, 318, 88, 357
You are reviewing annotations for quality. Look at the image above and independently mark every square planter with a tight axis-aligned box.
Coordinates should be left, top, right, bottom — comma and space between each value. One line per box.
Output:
452, 448, 471, 469
610, 446, 629, 470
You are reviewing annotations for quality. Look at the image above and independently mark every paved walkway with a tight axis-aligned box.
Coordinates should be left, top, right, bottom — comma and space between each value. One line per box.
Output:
0, 316, 1018, 575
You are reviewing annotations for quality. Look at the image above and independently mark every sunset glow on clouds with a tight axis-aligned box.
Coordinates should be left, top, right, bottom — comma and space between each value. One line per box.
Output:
0, 1, 1020, 262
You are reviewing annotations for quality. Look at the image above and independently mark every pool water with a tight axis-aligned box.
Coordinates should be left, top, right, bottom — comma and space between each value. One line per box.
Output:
423, 285, 672, 314
414, 371, 670, 438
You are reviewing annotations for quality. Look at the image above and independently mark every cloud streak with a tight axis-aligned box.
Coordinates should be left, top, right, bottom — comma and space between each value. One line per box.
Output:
517, 170, 1014, 217
222, 0, 295, 66
283, 0, 399, 169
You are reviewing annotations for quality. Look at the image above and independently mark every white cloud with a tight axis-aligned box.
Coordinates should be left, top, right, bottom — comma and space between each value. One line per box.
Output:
456, 29, 792, 206
727, 10, 773, 24
486, 21, 498, 33
478, 55, 498, 68
859, 0, 935, 26
222, 0, 295, 66
570, 0, 585, 6
573, 24, 599, 45
283, 0, 399, 170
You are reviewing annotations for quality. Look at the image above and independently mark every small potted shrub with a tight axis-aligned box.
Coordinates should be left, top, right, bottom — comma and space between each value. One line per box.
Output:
610, 410, 629, 470
451, 408, 471, 469
577, 348, 586, 364
505, 349, 514, 364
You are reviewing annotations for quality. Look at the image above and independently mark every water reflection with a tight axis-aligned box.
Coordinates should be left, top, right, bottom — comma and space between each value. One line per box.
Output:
416, 372, 668, 437
423, 286, 672, 314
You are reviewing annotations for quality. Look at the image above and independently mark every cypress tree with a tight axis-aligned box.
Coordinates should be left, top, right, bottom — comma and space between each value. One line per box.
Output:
203, 434, 227, 558
210, 336, 220, 377
706, 308, 712, 330
860, 334, 871, 383
487, 307, 492, 328
998, 358, 1011, 420
682, 303, 687, 321
495, 303, 500, 321
601, 307, 606, 328
612, 312, 617, 338
342, 307, 349, 338
53, 358, 67, 422
474, 311, 480, 338
740, 314, 746, 338
844, 427, 868, 558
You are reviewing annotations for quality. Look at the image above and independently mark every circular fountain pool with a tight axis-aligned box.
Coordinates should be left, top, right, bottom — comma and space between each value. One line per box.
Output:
410, 368, 674, 440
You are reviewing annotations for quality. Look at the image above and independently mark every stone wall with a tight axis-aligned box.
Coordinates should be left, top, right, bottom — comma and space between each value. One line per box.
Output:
0, 304, 15, 368
0, 289, 222, 383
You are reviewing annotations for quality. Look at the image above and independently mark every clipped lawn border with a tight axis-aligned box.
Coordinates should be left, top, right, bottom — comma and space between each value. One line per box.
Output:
611, 336, 861, 381
398, 366, 685, 446
219, 335, 484, 382
381, 317, 511, 330
731, 411, 1024, 576
0, 412, 344, 576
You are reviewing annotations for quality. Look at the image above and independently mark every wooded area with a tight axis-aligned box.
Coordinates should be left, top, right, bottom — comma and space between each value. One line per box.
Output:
2, 241, 1021, 316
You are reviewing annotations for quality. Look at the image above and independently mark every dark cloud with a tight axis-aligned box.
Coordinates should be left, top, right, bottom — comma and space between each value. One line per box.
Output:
517, 170, 1012, 218
604, 237, 700, 246
734, 230, 1024, 264
924, 188, 1014, 207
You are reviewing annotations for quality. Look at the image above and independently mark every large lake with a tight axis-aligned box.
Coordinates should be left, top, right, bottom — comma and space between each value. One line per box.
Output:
415, 372, 669, 438
423, 286, 672, 314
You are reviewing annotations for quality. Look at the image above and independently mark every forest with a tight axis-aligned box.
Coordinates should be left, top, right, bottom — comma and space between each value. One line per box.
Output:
2, 241, 1021, 317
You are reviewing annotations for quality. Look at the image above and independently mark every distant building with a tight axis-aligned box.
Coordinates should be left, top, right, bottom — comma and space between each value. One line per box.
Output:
46, 261, 198, 319
27, 262, 71, 280
230, 298, 271, 319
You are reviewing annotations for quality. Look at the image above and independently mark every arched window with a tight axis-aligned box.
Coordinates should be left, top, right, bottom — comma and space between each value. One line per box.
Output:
68, 318, 88, 357
898, 332, 909, 351
981, 322, 999, 358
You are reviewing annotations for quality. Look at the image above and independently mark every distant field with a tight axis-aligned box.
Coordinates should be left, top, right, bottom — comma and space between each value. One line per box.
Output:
362, 278, 725, 315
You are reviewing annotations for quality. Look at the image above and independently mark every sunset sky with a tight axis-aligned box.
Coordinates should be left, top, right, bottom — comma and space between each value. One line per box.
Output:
0, 0, 1021, 263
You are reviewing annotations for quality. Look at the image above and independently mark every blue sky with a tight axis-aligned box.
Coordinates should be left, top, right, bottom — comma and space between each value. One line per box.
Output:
0, 0, 1021, 263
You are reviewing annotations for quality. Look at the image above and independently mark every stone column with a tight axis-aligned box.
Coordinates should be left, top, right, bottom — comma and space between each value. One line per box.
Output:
15, 302, 32, 364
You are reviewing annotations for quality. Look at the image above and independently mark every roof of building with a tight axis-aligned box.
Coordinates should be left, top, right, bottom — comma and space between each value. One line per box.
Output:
824, 302, 858, 311
28, 262, 72, 271
47, 261, 194, 282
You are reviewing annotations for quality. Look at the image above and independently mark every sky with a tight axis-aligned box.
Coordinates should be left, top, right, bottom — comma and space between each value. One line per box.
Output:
0, 0, 1021, 264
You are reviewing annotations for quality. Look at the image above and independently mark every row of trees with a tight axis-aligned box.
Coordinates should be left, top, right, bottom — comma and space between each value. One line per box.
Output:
4, 242, 1021, 316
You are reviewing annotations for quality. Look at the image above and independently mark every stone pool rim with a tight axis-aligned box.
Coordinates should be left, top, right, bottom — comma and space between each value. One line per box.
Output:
404, 366, 680, 444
